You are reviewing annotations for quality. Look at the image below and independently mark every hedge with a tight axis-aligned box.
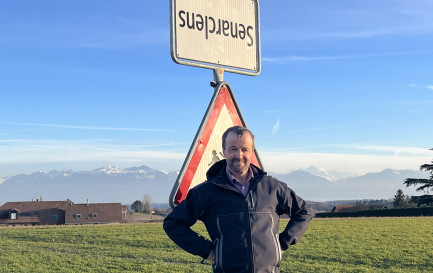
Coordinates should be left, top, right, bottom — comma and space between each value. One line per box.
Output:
315, 207, 433, 218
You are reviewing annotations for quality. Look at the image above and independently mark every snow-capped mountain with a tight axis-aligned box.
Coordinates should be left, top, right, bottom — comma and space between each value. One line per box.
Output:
303, 166, 355, 181
273, 168, 429, 201
93, 166, 123, 174
0, 165, 178, 204
0, 165, 429, 204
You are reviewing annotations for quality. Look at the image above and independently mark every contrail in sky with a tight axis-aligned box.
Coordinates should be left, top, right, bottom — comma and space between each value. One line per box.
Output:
0, 122, 171, 132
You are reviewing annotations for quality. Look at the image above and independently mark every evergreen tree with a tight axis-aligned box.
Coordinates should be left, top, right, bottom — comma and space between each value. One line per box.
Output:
131, 200, 144, 213
404, 150, 433, 207
393, 189, 407, 208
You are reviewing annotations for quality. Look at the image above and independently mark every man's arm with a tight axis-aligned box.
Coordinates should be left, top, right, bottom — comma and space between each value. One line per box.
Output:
163, 188, 214, 259
277, 184, 314, 251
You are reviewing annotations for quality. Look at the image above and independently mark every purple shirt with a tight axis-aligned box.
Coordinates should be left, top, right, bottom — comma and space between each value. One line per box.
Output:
226, 167, 254, 197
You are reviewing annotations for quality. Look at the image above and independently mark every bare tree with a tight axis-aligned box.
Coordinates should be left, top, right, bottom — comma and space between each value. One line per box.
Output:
142, 194, 153, 213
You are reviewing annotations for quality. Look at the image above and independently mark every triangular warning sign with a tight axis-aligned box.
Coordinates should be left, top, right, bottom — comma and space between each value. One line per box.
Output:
169, 82, 263, 207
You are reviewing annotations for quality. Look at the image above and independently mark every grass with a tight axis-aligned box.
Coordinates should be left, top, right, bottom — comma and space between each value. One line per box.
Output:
0, 218, 432, 272
284, 218, 433, 272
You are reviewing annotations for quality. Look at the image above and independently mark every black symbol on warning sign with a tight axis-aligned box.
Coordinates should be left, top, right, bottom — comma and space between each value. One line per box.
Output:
208, 150, 225, 166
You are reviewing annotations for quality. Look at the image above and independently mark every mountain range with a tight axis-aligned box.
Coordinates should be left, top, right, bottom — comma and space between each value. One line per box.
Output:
0, 165, 429, 205
273, 167, 428, 201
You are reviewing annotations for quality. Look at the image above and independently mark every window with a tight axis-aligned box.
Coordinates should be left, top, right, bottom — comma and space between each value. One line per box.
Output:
10, 212, 17, 220
51, 215, 59, 220
91, 213, 98, 219
75, 214, 81, 219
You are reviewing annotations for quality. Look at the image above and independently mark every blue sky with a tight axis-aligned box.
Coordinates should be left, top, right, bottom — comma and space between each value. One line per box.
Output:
1, 0, 433, 178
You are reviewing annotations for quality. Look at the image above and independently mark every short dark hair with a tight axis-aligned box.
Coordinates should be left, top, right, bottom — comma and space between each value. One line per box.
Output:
222, 126, 255, 150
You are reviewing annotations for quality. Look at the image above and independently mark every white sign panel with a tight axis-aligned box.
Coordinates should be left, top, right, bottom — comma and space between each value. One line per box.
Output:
170, 0, 261, 75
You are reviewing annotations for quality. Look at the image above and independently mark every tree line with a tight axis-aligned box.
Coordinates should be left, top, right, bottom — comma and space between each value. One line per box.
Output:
131, 194, 153, 213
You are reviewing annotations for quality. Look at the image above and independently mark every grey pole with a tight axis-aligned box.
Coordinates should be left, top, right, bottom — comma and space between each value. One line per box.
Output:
210, 68, 224, 89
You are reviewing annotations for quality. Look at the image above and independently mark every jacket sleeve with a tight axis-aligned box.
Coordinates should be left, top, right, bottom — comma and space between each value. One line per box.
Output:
163, 187, 213, 259
276, 182, 314, 251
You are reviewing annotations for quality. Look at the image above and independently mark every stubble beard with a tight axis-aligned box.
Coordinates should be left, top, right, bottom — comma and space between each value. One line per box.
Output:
229, 158, 249, 175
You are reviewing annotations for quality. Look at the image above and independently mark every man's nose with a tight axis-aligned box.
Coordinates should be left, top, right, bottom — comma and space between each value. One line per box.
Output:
234, 149, 243, 157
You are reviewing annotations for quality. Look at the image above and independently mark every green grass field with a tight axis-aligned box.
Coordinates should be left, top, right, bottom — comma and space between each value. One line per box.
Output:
0, 218, 432, 272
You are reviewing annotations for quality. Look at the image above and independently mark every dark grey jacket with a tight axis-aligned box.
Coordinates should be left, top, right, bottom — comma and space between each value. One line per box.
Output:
163, 160, 313, 273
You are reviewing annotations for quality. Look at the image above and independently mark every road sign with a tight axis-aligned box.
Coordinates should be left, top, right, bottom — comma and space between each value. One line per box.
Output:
170, 0, 261, 76
169, 82, 263, 207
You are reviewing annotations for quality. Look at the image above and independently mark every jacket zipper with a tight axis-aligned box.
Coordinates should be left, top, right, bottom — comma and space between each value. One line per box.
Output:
215, 217, 224, 273
271, 216, 282, 269
248, 191, 255, 211
246, 189, 255, 272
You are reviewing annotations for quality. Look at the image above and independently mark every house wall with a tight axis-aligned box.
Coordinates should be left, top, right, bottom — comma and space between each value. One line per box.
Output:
65, 203, 122, 225
39, 208, 65, 225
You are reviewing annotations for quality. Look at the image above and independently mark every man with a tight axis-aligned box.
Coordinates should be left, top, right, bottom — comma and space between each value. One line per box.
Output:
164, 126, 313, 273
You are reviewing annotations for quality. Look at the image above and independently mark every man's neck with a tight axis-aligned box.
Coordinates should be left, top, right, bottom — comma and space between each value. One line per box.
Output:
233, 173, 249, 184
227, 166, 253, 185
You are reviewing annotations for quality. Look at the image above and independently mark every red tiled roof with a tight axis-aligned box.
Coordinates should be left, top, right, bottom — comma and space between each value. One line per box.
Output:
0, 200, 73, 211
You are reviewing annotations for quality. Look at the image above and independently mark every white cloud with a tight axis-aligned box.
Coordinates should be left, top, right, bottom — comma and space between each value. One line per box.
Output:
333, 144, 432, 156
261, 151, 431, 175
271, 118, 280, 134
0, 139, 185, 164
426, 85, 433, 90
265, 29, 400, 42
0, 122, 171, 132
257, 143, 432, 175
1, 138, 431, 178
262, 1, 433, 45
262, 51, 423, 64
262, 55, 351, 64
0, 138, 187, 177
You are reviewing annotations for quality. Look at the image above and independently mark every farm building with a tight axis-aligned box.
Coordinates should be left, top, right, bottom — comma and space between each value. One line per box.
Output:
0, 199, 129, 226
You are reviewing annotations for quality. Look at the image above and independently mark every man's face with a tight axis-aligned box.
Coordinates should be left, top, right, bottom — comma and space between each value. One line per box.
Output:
223, 131, 254, 176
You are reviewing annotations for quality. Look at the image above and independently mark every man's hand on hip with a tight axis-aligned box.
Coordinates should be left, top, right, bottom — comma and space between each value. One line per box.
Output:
207, 250, 216, 264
